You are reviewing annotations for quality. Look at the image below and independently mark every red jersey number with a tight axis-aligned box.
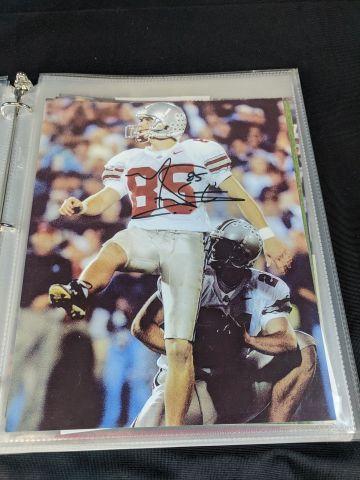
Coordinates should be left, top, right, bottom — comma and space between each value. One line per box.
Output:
127, 166, 197, 217
126, 167, 157, 218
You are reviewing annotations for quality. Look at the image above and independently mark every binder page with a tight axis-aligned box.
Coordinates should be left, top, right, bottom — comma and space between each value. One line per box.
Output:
0, 71, 358, 453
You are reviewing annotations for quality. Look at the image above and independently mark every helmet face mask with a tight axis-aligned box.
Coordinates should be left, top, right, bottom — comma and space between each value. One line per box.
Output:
206, 219, 263, 273
211, 238, 257, 269
125, 102, 187, 143
125, 116, 158, 143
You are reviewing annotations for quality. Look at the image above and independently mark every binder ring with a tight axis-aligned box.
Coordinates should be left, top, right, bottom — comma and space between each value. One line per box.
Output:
0, 101, 32, 118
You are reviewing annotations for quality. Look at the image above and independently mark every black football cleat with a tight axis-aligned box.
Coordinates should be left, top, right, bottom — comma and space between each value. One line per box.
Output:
49, 280, 88, 320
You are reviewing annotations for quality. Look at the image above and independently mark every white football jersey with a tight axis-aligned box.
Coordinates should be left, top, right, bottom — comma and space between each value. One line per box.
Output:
156, 267, 291, 370
199, 267, 291, 336
102, 139, 232, 231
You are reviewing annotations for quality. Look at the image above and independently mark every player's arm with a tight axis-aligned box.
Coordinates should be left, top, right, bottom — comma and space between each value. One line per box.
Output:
59, 186, 121, 217
243, 317, 297, 355
219, 175, 291, 273
131, 293, 166, 355
60, 153, 128, 217
219, 175, 268, 229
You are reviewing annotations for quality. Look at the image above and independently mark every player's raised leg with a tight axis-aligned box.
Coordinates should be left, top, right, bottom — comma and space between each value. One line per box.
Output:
268, 344, 316, 422
49, 227, 160, 320
79, 242, 127, 291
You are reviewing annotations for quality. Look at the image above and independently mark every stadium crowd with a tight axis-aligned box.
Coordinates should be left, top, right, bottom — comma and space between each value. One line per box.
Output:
6, 98, 333, 432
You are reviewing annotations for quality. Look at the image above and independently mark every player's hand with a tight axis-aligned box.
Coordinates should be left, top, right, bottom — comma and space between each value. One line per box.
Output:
263, 237, 292, 274
59, 197, 83, 216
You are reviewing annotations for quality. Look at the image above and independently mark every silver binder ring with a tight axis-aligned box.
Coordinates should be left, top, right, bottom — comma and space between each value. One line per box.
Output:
0, 101, 32, 119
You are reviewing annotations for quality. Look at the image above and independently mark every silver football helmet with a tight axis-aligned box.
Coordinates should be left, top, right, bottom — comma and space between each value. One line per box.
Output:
125, 102, 187, 142
206, 219, 263, 270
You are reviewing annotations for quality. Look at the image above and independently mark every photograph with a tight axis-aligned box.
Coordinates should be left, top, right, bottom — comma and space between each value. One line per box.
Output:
6, 96, 335, 432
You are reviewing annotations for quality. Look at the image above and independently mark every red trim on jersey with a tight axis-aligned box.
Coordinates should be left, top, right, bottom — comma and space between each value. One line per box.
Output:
205, 155, 228, 167
208, 161, 231, 173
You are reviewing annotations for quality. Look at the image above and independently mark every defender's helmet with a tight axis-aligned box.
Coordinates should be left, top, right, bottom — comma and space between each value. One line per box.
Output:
206, 219, 263, 270
125, 102, 187, 142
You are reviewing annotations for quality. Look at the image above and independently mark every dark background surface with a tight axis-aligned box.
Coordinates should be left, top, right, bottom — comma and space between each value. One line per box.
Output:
1, 0, 360, 478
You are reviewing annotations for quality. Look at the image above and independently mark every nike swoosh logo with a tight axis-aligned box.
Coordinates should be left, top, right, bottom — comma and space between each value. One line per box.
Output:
173, 150, 183, 155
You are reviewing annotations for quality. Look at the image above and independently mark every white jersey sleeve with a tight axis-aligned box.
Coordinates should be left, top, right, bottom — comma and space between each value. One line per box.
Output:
102, 151, 128, 198
260, 276, 292, 330
196, 140, 232, 188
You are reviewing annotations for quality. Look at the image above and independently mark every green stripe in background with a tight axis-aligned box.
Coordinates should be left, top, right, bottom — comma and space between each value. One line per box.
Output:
283, 99, 314, 277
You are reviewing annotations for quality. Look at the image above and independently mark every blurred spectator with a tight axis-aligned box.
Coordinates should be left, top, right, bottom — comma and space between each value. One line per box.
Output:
246, 125, 275, 160
40, 326, 103, 430
284, 230, 317, 334
183, 102, 208, 137
7, 223, 70, 431
279, 173, 304, 231
91, 297, 156, 428
96, 272, 158, 318
40, 139, 83, 173
72, 139, 90, 167
283, 230, 336, 418
247, 125, 265, 150
60, 228, 103, 277
233, 104, 266, 125
258, 187, 290, 244
241, 156, 272, 198
271, 147, 293, 173
276, 114, 291, 152
267, 164, 289, 195
43, 172, 83, 222
38, 120, 58, 157
21, 223, 72, 308
229, 138, 249, 169
81, 177, 103, 198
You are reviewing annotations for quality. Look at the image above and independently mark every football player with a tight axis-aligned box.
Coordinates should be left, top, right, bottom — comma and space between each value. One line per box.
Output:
131, 219, 316, 426
49, 102, 291, 426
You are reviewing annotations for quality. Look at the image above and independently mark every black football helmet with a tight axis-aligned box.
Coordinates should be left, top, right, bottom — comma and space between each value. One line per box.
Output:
206, 219, 263, 271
